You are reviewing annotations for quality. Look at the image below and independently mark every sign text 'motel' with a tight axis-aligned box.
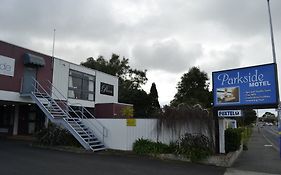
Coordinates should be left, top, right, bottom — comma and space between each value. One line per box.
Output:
212, 63, 279, 109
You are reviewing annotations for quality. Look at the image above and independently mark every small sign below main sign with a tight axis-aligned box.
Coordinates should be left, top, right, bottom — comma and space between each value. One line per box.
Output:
218, 110, 242, 117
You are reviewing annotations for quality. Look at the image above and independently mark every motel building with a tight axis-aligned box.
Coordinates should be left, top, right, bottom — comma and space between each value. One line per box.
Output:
0, 40, 129, 151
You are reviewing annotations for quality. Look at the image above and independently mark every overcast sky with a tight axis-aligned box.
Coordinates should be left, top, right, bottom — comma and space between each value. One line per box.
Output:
1, 0, 281, 115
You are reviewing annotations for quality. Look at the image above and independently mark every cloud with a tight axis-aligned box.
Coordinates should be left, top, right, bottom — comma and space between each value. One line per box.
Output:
132, 39, 203, 73
198, 0, 281, 38
1, 0, 280, 104
198, 45, 243, 78
142, 70, 182, 106
0, 0, 126, 43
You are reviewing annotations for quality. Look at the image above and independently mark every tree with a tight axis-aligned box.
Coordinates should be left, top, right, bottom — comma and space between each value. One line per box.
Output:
81, 54, 150, 117
81, 54, 147, 89
171, 67, 212, 108
237, 109, 257, 126
260, 112, 277, 124
148, 82, 161, 116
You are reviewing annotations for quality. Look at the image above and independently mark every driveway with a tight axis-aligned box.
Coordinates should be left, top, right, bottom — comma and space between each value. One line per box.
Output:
0, 139, 225, 175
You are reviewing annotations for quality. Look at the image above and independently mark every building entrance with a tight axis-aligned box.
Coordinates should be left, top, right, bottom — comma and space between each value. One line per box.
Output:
22, 67, 37, 94
18, 104, 45, 135
0, 105, 15, 135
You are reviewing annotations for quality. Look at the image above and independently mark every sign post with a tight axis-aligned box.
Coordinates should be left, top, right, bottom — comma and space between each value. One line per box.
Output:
279, 102, 281, 158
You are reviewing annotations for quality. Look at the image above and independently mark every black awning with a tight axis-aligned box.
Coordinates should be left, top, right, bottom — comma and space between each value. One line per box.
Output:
23, 53, 45, 67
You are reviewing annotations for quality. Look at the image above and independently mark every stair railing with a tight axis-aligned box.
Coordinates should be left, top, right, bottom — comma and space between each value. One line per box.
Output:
43, 80, 108, 142
71, 103, 108, 139
31, 79, 67, 118
31, 79, 95, 140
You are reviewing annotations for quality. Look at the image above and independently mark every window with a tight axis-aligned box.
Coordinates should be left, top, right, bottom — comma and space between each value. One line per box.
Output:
68, 70, 95, 101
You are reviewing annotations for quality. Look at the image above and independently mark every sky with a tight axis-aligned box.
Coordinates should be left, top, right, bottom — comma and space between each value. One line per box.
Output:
1, 0, 281, 116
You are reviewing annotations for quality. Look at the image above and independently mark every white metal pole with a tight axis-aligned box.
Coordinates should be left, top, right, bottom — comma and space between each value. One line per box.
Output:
52, 29, 56, 59
267, 0, 276, 62
266, 0, 280, 158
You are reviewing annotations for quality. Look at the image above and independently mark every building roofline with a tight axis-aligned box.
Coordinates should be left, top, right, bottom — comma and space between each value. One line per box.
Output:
0, 40, 118, 79
0, 40, 53, 59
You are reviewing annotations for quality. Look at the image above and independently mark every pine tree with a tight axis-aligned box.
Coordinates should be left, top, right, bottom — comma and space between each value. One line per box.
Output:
148, 82, 161, 116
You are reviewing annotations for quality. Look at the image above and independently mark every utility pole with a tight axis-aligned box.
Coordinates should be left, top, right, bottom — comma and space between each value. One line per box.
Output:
266, 0, 281, 158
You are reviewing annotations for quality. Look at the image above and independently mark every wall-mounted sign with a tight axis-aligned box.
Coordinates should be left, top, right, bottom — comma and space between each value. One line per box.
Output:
126, 119, 136, 126
100, 82, 114, 96
213, 63, 279, 109
218, 110, 242, 117
0, 55, 15, 77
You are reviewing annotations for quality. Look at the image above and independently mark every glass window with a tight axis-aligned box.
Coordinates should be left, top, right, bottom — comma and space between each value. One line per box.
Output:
69, 76, 82, 89
68, 90, 75, 98
88, 93, 94, 101
68, 70, 95, 101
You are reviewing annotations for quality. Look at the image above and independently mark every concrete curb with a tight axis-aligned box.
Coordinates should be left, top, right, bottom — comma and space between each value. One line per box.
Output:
154, 146, 243, 167
202, 145, 243, 167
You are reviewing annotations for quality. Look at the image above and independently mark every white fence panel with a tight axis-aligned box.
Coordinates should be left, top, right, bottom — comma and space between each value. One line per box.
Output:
84, 118, 213, 151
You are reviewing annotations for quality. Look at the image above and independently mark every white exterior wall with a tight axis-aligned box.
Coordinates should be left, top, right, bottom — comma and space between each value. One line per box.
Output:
95, 71, 118, 104
52, 58, 69, 99
219, 118, 237, 153
0, 90, 34, 103
83, 119, 188, 151
52, 58, 118, 107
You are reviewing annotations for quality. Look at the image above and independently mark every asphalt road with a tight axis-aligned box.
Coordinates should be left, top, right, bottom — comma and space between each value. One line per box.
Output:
260, 125, 279, 151
232, 127, 281, 174
0, 139, 225, 175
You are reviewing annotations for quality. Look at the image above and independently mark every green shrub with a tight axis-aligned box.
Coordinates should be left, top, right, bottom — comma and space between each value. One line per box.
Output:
225, 128, 242, 153
176, 133, 213, 162
133, 138, 171, 155
35, 123, 80, 147
133, 135, 213, 162
241, 127, 252, 144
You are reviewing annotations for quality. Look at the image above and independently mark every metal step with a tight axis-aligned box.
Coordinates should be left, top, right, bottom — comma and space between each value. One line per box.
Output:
88, 141, 101, 145
74, 127, 88, 131
92, 147, 106, 152
71, 125, 86, 130
80, 134, 95, 138
65, 118, 80, 121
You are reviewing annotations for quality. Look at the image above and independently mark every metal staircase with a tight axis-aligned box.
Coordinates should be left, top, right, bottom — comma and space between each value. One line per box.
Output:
29, 79, 107, 152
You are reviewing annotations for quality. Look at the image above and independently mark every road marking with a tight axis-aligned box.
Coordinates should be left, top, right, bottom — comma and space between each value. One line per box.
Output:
261, 130, 278, 152
264, 144, 272, 147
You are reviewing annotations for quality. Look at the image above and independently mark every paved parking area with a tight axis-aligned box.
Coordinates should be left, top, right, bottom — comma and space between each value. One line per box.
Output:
0, 139, 225, 175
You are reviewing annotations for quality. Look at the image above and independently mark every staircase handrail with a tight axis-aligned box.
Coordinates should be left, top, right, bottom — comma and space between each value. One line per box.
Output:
45, 80, 108, 138
71, 103, 108, 137
32, 78, 100, 140
31, 79, 68, 118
